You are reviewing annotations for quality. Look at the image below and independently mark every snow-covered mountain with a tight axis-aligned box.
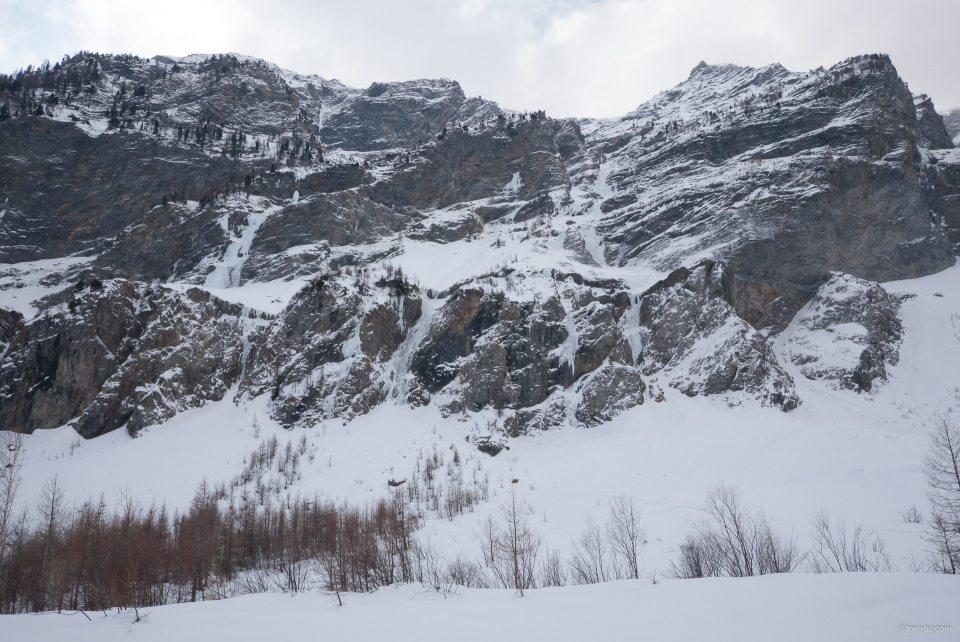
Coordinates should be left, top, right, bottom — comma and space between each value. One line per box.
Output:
1, 51, 959, 637
1, 51, 956, 439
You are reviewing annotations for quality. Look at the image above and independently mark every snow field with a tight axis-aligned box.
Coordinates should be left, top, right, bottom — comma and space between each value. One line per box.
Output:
3, 573, 957, 642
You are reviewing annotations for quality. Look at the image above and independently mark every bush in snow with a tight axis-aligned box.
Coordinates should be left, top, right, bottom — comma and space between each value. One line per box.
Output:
669, 485, 801, 579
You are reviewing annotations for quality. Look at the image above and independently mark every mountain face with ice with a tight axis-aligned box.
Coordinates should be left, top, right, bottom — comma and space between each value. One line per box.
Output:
583, 57, 955, 328
943, 108, 960, 146
0, 52, 957, 438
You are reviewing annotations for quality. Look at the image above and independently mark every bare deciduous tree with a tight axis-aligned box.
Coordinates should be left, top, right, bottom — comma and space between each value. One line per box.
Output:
0, 430, 25, 563
606, 496, 647, 580
478, 487, 541, 595
922, 417, 960, 574
37, 475, 67, 587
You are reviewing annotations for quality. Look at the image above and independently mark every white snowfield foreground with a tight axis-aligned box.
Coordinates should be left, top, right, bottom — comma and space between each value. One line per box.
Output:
3, 573, 957, 642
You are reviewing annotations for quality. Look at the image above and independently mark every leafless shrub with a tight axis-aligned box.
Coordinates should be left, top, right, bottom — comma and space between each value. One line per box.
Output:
410, 534, 446, 591
569, 496, 647, 585
569, 517, 620, 584
806, 509, 891, 573
899, 505, 923, 524
669, 485, 801, 578
538, 548, 567, 587
445, 555, 488, 589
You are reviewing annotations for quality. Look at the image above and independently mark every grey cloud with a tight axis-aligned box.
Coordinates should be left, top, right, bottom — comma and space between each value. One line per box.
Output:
0, 0, 957, 117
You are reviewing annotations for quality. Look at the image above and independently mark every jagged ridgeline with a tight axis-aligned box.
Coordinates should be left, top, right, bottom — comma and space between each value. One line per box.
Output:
0, 52, 957, 438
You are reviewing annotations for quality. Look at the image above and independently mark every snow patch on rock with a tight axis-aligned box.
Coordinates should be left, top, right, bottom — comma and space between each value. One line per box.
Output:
779, 273, 907, 392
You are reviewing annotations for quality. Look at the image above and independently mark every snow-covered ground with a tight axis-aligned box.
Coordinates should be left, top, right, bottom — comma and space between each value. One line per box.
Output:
3, 574, 957, 642
4, 231, 960, 639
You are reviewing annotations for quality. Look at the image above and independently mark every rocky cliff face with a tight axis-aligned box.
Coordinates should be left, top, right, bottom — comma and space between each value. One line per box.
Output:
0, 51, 956, 441
943, 108, 960, 146
0, 278, 244, 437
584, 55, 955, 327
632, 261, 799, 410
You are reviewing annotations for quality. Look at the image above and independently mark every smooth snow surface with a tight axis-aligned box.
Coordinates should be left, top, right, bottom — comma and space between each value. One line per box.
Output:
3, 574, 957, 642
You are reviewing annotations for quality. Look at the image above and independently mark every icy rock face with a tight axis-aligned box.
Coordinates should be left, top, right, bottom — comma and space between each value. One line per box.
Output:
562, 229, 601, 267
322, 79, 501, 152
409, 271, 637, 422
573, 363, 646, 428
406, 211, 483, 244
914, 95, 955, 149
781, 273, 906, 392
241, 190, 409, 282
0, 280, 243, 437
365, 117, 576, 211
239, 275, 422, 427
0, 116, 236, 269
926, 147, 960, 251
587, 55, 956, 325
634, 261, 799, 410
411, 286, 573, 415
3, 52, 955, 299
0, 308, 20, 364
0, 55, 495, 270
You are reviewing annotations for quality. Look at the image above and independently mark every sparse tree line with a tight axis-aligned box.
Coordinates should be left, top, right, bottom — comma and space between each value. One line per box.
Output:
0, 55, 103, 119
0, 417, 957, 614
0, 52, 324, 170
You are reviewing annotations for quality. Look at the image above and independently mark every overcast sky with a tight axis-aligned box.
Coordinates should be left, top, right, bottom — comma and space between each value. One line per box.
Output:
1, 0, 957, 118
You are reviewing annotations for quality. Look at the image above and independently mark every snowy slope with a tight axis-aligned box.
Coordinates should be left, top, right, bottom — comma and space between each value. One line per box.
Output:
12, 263, 960, 577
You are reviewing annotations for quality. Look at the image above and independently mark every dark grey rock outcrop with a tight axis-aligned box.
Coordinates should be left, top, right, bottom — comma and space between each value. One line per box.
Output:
406, 211, 483, 244
0, 280, 243, 436
364, 117, 572, 211
633, 261, 799, 410
239, 273, 422, 427
574, 362, 645, 428
412, 272, 637, 417
944, 108, 960, 145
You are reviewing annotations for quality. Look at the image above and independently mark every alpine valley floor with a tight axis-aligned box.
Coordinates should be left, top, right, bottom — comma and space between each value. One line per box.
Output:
2, 262, 960, 640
